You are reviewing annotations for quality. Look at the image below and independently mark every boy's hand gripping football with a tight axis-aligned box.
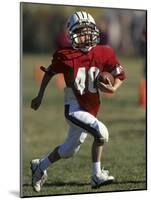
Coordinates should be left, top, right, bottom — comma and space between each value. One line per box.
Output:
98, 78, 115, 93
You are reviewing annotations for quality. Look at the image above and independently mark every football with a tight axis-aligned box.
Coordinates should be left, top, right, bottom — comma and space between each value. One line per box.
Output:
97, 71, 115, 86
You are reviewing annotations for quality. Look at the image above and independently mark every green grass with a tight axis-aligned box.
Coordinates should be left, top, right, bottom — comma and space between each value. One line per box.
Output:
21, 54, 146, 197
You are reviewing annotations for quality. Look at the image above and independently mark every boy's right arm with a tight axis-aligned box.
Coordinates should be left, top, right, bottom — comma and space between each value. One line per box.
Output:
31, 66, 55, 110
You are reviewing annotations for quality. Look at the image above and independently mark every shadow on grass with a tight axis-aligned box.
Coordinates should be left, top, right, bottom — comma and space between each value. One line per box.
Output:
23, 181, 89, 187
112, 180, 146, 185
23, 179, 146, 188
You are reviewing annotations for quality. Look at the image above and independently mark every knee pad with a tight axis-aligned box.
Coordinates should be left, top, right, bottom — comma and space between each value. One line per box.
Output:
97, 121, 109, 142
58, 144, 80, 159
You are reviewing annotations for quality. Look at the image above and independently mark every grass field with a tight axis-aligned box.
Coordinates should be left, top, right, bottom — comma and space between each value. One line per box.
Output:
21, 54, 146, 197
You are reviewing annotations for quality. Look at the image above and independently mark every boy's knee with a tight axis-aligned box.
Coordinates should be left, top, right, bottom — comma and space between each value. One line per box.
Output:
96, 121, 109, 143
94, 138, 105, 145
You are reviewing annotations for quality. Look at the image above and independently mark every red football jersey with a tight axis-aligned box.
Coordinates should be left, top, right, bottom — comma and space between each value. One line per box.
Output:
50, 45, 125, 116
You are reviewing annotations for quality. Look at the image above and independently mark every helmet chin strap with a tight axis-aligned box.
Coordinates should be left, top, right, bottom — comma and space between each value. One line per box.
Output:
80, 46, 93, 52
78, 44, 97, 52
72, 45, 93, 52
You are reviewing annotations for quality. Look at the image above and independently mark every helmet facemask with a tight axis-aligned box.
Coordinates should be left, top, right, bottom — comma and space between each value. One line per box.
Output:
69, 22, 100, 51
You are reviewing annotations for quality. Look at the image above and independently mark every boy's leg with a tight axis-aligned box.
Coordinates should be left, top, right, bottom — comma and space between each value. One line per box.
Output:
40, 126, 87, 167
57, 126, 87, 158
92, 140, 104, 162
91, 125, 114, 188
65, 105, 109, 143
91, 140, 114, 188
48, 146, 61, 163
31, 125, 87, 192
91, 140, 104, 175
65, 105, 114, 187
39, 146, 61, 172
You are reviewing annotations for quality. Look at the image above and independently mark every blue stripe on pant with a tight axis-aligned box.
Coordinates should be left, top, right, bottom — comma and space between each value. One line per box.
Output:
65, 104, 102, 141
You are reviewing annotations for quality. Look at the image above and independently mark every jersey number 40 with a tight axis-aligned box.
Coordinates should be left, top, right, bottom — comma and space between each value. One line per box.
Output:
74, 67, 100, 95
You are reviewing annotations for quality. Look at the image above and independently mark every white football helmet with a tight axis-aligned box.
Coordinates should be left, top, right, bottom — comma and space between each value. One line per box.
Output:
66, 11, 100, 51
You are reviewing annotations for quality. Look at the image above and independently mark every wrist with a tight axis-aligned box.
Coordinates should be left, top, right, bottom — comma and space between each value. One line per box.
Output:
38, 92, 43, 99
112, 86, 116, 92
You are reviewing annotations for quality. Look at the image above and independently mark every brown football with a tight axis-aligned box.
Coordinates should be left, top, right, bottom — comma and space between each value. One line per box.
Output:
97, 71, 115, 86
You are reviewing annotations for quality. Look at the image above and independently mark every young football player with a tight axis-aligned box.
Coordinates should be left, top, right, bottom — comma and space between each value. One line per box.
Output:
30, 11, 126, 192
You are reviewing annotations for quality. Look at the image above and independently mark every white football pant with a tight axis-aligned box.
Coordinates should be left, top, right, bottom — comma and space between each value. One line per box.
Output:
58, 88, 109, 159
